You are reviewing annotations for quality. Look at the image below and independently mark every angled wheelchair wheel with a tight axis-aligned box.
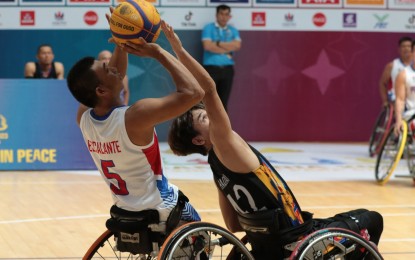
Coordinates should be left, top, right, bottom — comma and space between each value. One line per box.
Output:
375, 121, 408, 185
158, 221, 254, 260
369, 104, 394, 157
405, 133, 415, 184
82, 230, 157, 260
289, 227, 383, 260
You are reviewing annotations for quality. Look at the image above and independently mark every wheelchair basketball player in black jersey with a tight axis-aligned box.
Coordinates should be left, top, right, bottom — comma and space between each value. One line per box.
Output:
163, 22, 384, 259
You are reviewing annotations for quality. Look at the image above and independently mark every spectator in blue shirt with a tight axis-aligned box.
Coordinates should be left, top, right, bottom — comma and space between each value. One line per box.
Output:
202, 5, 241, 111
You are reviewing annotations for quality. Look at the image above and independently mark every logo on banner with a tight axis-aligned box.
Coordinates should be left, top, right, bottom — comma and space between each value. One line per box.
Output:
181, 11, 196, 27
21, 11, 35, 26
313, 13, 326, 27
283, 13, 296, 27
374, 14, 388, 29
53, 11, 66, 26
84, 11, 98, 26
252, 12, 266, 27
343, 13, 357, 27
406, 14, 415, 29
0, 114, 9, 142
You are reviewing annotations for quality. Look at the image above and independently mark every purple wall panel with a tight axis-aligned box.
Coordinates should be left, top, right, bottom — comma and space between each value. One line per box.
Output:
229, 31, 406, 142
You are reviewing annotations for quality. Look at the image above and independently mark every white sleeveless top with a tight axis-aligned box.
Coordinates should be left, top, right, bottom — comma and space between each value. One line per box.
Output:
391, 58, 409, 89
80, 106, 178, 222
402, 66, 415, 120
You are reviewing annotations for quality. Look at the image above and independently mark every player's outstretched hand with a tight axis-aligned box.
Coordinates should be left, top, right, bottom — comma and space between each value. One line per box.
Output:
161, 20, 183, 53
122, 38, 161, 58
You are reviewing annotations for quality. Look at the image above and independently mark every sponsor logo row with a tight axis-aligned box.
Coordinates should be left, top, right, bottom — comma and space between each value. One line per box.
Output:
1, 8, 414, 31
20, 10, 98, 26
252, 11, 415, 29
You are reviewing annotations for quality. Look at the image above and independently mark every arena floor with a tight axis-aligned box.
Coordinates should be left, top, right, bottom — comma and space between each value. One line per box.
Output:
0, 142, 414, 259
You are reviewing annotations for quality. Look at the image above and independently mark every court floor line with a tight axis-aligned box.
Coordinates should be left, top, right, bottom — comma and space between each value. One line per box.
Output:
1, 208, 414, 224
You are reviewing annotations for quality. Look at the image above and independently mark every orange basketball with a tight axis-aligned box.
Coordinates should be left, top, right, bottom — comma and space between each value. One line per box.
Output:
109, 0, 161, 44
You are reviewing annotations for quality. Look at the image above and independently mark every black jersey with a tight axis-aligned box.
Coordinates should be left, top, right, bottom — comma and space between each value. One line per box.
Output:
33, 62, 58, 79
208, 144, 304, 227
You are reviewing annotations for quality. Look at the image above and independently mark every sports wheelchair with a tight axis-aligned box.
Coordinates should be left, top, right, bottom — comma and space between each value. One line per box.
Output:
369, 103, 394, 157
375, 119, 415, 185
83, 208, 383, 259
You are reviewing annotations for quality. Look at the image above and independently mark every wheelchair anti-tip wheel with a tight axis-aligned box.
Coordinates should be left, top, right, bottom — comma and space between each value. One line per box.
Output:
289, 227, 383, 260
375, 121, 408, 185
82, 229, 157, 260
158, 221, 254, 260
369, 104, 394, 157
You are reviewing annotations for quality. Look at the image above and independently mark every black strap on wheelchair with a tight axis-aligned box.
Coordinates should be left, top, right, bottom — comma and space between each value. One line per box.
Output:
165, 190, 189, 235
106, 205, 160, 233
331, 212, 362, 234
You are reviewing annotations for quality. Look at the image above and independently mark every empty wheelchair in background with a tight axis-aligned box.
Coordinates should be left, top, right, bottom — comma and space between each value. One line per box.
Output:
369, 103, 394, 157
375, 119, 415, 185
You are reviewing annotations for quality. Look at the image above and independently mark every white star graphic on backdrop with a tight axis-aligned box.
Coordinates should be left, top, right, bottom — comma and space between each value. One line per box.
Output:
252, 51, 295, 94
302, 50, 345, 95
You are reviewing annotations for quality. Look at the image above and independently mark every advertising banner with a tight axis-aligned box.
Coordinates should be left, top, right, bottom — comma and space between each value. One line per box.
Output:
0, 80, 95, 170
0, 0, 17, 6
67, 0, 111, 6
19, 0, 64, 6
388, 0, 415, 8
344, 0, 386, 8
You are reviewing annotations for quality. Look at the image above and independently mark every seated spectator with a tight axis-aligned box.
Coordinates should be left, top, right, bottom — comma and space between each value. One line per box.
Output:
24, 44, 64, 79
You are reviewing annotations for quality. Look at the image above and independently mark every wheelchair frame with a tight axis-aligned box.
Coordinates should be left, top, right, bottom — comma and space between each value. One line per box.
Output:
83, 223, 383, 259
369, 103, 394, 157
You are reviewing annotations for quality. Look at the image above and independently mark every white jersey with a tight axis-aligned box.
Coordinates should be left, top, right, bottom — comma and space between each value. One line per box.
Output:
391, 58, 409, 89
403, 66, 415, 120
79, 106, 178, 222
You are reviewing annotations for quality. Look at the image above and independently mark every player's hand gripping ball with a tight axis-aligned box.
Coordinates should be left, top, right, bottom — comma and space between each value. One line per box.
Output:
110, 0, 161, 44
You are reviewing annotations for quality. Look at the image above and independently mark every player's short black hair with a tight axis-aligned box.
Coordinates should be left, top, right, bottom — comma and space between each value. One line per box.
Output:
67, 57, 100, 108
37, 44, 53, 54
168, 103, 208, 156
399, 36, 412, 46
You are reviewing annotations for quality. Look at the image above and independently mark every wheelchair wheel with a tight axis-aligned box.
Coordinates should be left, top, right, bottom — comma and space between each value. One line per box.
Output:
369, 104, 394, 157
405, 133, 415, 184
82, 230, 157, 260
375, 121, 408, 185
158, 221, 254, 260
289, 227, 383, 260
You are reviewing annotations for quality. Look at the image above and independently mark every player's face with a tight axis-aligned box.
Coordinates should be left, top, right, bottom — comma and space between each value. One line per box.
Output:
91, 60, 123, 94
216, 9, 231, 27
192, 108, 210, 142
399, 41, 412, 59
37, 46, 54, 65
